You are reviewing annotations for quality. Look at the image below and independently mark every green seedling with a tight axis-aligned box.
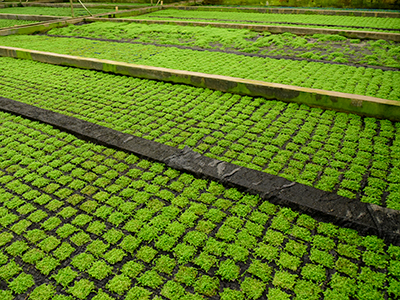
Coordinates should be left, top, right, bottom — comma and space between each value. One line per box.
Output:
106, 274, 131, 295
137, 270, 164, 289
68, 279, 94, 300
36, 256, 59, 275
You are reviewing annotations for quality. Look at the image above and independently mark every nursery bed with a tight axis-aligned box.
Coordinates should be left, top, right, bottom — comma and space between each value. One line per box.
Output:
0, 7, 116, 17
42, 21, 400, 69
0, 107, 399, 300
125, 10, 400, 32
1, 34, 399, 101
174, 6, 400, 17
0, 19, 36, 28
0, 57, 399, 210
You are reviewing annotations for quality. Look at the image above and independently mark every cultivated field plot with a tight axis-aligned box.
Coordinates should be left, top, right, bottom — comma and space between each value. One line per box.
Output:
0, 111, 400, 300
0, 7, 115, 17
42, 22, 400, 68
126, 9, 400, 33
1, 57, 400, 210
0, 19, 36, 28
1, 25, 399, 100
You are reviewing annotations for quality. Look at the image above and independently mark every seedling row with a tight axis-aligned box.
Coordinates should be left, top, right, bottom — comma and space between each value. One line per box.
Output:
0, 19, 36, 29
0, 111, 399, 300
125, 10, 400, 33
0, 6, 117, 17
45, 22, 400, 68
1, 57, 399, 210
1, 33, 399, 100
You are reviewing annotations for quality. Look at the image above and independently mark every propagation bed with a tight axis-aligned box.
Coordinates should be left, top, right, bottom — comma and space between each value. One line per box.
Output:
0, 4, 399, 300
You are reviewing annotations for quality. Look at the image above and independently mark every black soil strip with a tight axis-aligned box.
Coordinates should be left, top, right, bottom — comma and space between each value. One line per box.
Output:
1, 96, 399, 245
146, 15, 400, 32
42, 34, 400, 72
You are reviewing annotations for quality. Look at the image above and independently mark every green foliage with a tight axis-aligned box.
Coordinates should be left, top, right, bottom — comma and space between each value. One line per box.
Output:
87, 221, 106, 236
285, 240, 307, 257
29, 284, 55, 300
310, 248, 334, 268
312, 235, 335, 251
362, 251, 388, 269
38, 236, 60, 253
276, 251, 302, 271
92, 289, 114, 300
241, 277, 266, 299
11, 219, 31, 234
137, 270, 164, 289
254, 242, 279, 262
0, 232, 13, 247
194, 252, 217, 272
104, 248, 126, 264
184, 230, 208, 247
225, 243, 249, 262
52, 267, 78, 287
107, 274, 131, 295
122, 261, 144, 278
175, 266, 198, 286
120, 235, 141, 254
247, 260, 272, 282
9, 272, 34, 294
0, 109, 398, 300
220, 288, 245, 300
0, 260, 21, 280
301, 264, 326, 283
161, 281, 185, 300
36, 256, 59, 275
125, 286, 152, 300
335, 257, 358, 277
173, 243, 196, 264
6, 240, 28, 256
154, 255, 176, 275
136, 246, 158, 263
294, 280, 322, 300
216, 224, 237, 242
194, 275, 219, 297
53, 242, 75, 261
41, 216, 61, 231
85, 240, 108, 257
72, 214, 92, 227
68, 279, 95, 300
103, 229, 123, 245
71, 252, 94, 271
216, 259, 240, 281
56, 224, 77, 238
266, 288, 290, 300
273, 270, 297, 291
28, 210, 48, 223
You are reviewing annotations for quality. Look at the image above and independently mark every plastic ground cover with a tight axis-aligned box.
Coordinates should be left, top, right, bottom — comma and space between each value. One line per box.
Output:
0, 110, 400, 300
0, 57, 399, 210
1, 34, 399, 100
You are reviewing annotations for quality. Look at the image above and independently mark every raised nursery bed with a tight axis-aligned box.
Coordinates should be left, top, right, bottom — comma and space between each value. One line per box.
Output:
1, 25, 399, 101
0, 107, 399, 300
0, 18, 36, 28
123, 9, 400, 33
0, 6, 117, 17
0, 56, 399, 210
0, 8, 400, 300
